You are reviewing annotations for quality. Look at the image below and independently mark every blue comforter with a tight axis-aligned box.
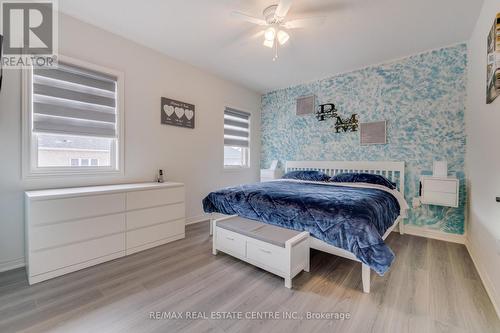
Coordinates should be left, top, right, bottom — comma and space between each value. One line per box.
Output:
202, 180, 401, 275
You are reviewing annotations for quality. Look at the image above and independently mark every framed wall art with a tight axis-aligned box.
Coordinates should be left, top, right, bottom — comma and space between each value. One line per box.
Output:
486, 13, 500, 104
360, 121, 387, 145
161, 97, 195, 129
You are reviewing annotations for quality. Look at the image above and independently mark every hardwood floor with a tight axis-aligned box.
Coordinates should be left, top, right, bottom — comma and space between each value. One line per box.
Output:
0, 221, 498, 333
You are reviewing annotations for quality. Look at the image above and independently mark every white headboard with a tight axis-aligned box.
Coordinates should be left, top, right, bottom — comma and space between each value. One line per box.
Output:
285, 161, 405, 196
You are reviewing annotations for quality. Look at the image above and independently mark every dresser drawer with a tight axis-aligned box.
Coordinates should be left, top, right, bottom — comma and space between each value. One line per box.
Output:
127, 203, 185, 230
30, 233, 125, 276
126, 186, 184, 210
126, 218, 185, 249
30, 193, 126, 225
216, 228, 246, 258
423, 179, 457, 193
246, 240, 287, 273
31, 213, 126, 251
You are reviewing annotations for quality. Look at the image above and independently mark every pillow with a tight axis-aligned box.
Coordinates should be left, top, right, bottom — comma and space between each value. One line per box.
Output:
282, 170, 331, 182
330, 172, 397, 190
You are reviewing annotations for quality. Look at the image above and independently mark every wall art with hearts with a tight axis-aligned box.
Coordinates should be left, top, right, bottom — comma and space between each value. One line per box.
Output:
161, 97, 195, 129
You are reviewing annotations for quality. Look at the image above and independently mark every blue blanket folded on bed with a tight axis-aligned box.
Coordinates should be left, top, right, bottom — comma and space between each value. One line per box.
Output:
202, 180, 401, 275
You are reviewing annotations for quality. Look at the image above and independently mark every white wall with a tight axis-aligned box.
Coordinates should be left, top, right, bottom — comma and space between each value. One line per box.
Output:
0, 14, 261, 271
465, 0, 500, 315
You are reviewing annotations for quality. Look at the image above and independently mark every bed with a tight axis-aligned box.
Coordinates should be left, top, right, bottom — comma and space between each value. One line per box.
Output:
203, 161, 407, 293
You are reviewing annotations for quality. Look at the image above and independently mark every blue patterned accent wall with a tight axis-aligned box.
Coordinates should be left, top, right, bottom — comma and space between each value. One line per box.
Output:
261, 44, 467, 234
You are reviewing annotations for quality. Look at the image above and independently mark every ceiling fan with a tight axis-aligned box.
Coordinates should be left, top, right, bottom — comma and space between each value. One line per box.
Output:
232, 0, 326, 61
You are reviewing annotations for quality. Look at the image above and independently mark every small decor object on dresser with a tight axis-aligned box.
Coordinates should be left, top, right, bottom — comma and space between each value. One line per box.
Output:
360, 121, 387, 145
486, 13, 500, 104
161, 97, 195, 129
157, 169, 165, 183
296, 95, 315, 116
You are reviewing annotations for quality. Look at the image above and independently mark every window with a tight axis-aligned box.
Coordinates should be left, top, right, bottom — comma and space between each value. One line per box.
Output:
69, 158, 99, 167
23, 57, 123, 176
224, 107, 250, 168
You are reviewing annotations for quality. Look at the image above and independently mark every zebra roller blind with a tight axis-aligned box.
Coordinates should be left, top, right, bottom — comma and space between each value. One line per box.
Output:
32, 62, 118, 138
224, 107, 250, 148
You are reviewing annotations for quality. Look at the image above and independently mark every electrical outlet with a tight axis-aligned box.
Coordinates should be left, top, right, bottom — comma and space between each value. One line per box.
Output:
412, 197, 421, 209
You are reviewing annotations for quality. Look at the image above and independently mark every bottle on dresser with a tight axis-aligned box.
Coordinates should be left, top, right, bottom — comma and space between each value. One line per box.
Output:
157, 169, 165, 183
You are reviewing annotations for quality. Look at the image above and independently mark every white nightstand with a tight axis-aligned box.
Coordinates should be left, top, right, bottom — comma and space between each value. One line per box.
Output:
260, 169, 283, 182
420, 176, 459, 208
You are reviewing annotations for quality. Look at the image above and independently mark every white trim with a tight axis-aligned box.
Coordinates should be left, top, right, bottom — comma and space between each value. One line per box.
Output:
403, 225, 466, 244
465, 239, 500, 319
0, 257, 25, 273
38, 147, 109, 152
22, 55, 125, 179
223, 165, 251, 172
187, 213, 231, 225
186, 214, 211, 225
224, 147, 250, 169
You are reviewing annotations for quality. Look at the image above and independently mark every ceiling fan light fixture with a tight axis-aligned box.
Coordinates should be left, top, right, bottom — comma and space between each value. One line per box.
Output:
277, 30, 290, 45
264, 27, 276, 41
263, 39, 274, 48
232, 0, 326, 60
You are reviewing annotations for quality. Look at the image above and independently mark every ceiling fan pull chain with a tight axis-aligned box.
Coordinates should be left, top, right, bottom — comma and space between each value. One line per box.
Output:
273, 39, 279, 61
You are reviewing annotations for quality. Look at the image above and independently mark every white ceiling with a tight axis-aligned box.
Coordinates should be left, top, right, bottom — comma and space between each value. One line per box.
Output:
59, 0, 483, 93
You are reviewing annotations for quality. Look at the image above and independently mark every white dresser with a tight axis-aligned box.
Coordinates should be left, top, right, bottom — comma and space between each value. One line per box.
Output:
25, 182, 185, 284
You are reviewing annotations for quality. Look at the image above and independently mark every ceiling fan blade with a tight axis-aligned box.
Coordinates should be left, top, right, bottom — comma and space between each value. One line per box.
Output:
275, 0, 293, 19
231, 11, 267, 26
251, 30, 265, 40
283, 16, 326, 29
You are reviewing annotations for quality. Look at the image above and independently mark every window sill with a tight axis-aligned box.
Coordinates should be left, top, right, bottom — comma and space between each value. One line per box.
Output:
223, 166, 251, 173
23, 168, 123, 180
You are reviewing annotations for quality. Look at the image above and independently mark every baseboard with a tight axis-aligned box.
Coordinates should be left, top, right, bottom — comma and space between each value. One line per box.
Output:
0, 257, 25, 273
403, 225, 466, 244
185, 214, 211, 225
466, 239, 500, 319
186, 213, 230, 225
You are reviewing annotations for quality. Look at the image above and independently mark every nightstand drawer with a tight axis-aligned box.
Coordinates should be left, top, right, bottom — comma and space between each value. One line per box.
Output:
422, 191, 458, 207
423, 179, 457, 193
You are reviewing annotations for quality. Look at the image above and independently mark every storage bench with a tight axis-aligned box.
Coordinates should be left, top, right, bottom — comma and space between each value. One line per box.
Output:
212, 215, 309, 288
